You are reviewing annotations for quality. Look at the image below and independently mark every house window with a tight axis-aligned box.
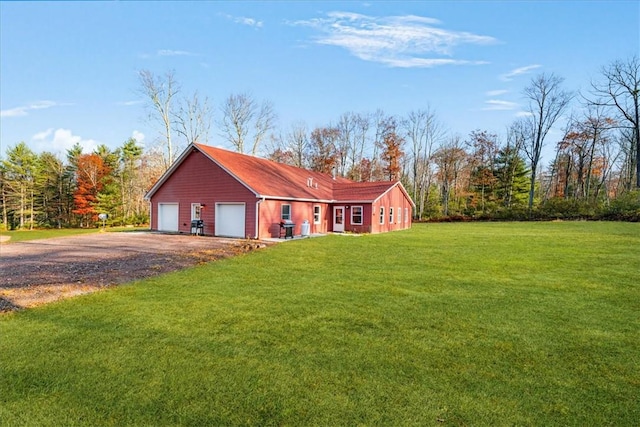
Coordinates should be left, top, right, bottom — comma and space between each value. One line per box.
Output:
405, 207, 409, 223
351, 206, 363, 225
398, 207, 402, 223
313, 205, 321, 224
281, 204, 291, 221
191, 203, 201, 220
379, 206, 385, 224
389, 207, 394, 224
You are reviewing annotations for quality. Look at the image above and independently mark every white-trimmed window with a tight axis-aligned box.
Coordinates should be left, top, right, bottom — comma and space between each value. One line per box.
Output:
191, 203, 202, 220
351, 206, 363, 225
281, 204, 291, 220
405, 208, 409, 223
313, 205, 321, 224
389, 207, 394, 224
379, 206, 385, 224
398, 207, 402, 223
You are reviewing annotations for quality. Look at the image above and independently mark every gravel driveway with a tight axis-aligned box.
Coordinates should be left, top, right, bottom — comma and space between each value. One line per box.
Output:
0, 231, 267, 312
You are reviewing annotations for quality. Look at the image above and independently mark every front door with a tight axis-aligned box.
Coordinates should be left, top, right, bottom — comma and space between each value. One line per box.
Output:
333, 206, 345, 232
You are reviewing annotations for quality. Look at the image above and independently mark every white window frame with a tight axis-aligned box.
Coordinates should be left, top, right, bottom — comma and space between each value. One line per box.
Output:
351, 206, 363, 225
398, 206, 402, 223
191, 203, 202, 220
281, 204, 291, 221
313, 205, 321, 224
405, 208, 409, 223
379, 206, 385, 224
389, 207, 394, 224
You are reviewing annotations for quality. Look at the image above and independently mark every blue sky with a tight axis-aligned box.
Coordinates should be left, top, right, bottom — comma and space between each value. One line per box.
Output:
1, 1, 638, 164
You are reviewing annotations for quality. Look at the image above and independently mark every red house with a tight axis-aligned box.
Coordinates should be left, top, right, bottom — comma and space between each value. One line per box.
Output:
145, 143, 414, 239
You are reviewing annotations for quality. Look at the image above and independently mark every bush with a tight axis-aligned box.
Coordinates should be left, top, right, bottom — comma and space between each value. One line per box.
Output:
601, 191, 640, 221
534, 198, 598, 220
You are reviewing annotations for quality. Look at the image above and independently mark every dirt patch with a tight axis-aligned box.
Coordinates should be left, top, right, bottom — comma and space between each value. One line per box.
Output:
0, 231, 271, 312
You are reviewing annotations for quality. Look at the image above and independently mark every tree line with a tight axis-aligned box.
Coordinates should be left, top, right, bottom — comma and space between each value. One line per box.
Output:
0, 139, 160, 230
1, 56, 638, 230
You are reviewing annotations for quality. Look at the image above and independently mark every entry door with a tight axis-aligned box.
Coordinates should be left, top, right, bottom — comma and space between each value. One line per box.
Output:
333, 206, 345, 232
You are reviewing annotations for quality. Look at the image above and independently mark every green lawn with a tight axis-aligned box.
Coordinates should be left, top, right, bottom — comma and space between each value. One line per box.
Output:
0, 226, 148, 243
1, 222, 638, 426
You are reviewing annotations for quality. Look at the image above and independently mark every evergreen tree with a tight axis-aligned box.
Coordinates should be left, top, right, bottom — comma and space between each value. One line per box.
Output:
495, 147, 529, 207
1, 142, 38, 229
36, 152, 67, 228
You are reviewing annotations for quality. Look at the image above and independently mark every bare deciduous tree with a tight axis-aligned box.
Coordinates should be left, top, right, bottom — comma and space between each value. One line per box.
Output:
588, 56, 640, 189
219, 93, 277, 155
433, 136, 468, 216
522, 73, 573, 213
138, 70, 179, 169
175, 91, 213, 146
402, 107, 444, 218
286, 120, 309, 168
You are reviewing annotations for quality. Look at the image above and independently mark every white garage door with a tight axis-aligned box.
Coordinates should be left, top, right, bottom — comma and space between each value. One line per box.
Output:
158, 203, 179, 232
215, 203, 245, 238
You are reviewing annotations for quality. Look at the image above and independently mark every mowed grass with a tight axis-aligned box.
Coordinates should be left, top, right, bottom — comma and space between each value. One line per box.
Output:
0, 227, 148, 243
1, 222, 638, 426
0, 228, 100, 243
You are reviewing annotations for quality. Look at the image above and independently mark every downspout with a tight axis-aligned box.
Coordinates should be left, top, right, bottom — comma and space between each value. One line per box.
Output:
255, 197, 265, 239
148, 200, 153, 231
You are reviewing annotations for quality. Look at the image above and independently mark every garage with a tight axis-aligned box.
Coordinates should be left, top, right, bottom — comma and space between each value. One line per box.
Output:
158, 203, 179, 232
215, 203, 246, 238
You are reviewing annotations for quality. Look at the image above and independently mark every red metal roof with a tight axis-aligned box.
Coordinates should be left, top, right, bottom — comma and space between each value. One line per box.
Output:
333, 181, 399, 202
148, 143, 410, 205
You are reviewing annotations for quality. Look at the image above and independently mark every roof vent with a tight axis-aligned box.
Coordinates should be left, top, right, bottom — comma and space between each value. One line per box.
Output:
307, 177, 313, 187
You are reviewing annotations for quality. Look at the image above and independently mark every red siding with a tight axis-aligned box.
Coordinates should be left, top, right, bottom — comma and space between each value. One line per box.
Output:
369, 186, 413, 234
259, 200, 330, 238
150, 151, 257, 237
342, 204, 373, 233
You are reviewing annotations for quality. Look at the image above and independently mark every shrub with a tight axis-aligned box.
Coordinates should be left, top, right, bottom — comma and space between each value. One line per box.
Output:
601, 190, 640, 221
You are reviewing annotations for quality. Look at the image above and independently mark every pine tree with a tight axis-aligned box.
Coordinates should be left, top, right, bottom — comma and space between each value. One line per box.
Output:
495, 147, 530, 207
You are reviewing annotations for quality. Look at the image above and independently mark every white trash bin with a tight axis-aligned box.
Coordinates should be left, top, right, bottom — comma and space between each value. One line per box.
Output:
301, 220, 310, 237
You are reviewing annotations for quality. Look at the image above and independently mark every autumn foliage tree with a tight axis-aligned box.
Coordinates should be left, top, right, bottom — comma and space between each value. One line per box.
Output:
309, 127, 340, 175
378, 117, 404, 181
72, 154, 111, 227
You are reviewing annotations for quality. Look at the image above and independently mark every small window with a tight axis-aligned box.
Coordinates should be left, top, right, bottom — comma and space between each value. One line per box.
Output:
379, 206, 385, 224
405, 207, 409, 223
398, 207, 402, 223
313, 205, 321, 224
191, 203, 201, 220
389, 207, 394, 224
351, 206, 363, 225
281, 204, 291, 220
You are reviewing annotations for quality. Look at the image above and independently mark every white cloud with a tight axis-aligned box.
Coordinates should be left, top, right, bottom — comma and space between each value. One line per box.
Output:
139, 50, 199, 59
157, 49, 196, 57
291, 11, 498, 68
500, 64, 541, 81
32, 128, 54, 141
132, 130, 145, 143
220, 13, 263, 28
1, 100, 59, 118
117, 100, 143, 106
515, 111, 533, 117
483, 99, 519, 111
237, 17, 263, 27
486, 89, 508, 96
30, 128, 99, 154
